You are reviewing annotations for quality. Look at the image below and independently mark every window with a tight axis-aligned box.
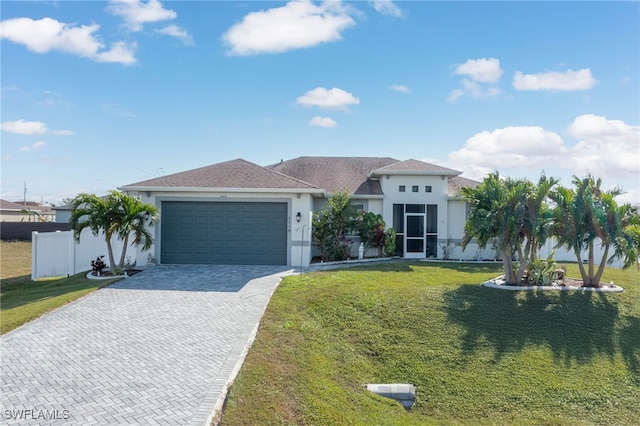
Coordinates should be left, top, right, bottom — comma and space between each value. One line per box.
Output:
393, 204, 404, 233
399, 185, 406, 192
351, 202, 365, 214
426, 204, 438, 233
425, 186, 432, 193
406, 204, 425, 213
412, 185, 419, 192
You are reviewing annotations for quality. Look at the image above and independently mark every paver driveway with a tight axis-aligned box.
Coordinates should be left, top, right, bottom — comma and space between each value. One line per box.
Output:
0, 265, 294, 425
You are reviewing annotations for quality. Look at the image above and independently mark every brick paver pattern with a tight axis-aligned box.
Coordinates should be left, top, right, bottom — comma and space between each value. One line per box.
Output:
0, 265, 292, 425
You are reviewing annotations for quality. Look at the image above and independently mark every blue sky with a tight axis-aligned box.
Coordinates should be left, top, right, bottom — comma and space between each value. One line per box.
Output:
1, 0, 639, 206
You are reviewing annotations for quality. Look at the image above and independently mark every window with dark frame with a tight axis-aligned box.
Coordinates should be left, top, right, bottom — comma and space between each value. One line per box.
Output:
412, 185, 419, 192
425, 185, 432, 193
399, 185, 406, 192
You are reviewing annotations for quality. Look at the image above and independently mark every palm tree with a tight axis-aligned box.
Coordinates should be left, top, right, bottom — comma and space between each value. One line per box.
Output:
462, 172, 558, 284
551, 175, 640, 286
110, 191, 160, 269
461, 172, 529, 284
69, 191, 159, 272
523, 173, 559, 262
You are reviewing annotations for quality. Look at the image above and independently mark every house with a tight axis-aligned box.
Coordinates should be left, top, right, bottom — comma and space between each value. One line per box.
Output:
0, 199, 55, 222
53, 204, 73, 224
119, 157, 481, 267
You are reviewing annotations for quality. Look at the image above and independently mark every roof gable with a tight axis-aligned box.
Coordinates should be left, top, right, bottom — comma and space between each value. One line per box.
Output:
371, 159, 461, 176
447, 176, 480, 196
268, 157, 399, 196
121, 159, 321, 191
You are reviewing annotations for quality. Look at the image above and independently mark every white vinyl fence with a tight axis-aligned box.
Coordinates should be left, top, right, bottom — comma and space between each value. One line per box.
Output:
31, 229, 131, 280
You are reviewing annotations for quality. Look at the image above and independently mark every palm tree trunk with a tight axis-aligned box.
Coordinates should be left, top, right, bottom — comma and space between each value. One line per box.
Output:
516, 238, 532, 283
575, 248, 588, 285
118, 232, 130, 269
529, 236, 538, 262
592, 245, 610, 287
587, 242, 595, 284
106, 237, 117, 271
502, 245, 517, 284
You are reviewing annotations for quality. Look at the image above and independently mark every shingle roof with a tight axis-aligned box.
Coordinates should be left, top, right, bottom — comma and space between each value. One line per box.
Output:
371, 159, 461, 175
121, 158, 321, 190
1, 199, 54, 213
1, 199, 29, 211
268, 157, 399, 195
448, 176, 480, 196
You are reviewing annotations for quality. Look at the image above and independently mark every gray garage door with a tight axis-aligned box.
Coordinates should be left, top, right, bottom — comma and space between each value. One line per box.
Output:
161, 201, 288, 265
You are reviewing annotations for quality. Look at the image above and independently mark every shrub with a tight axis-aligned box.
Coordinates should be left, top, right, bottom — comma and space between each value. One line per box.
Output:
91, 256, 107, 274
312, 190, 357, 261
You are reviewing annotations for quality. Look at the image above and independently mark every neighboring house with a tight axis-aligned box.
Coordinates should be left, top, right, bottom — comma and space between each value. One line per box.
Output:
119, 157, 480, 267
0, 199, 55, 222
53, 204, 73, 224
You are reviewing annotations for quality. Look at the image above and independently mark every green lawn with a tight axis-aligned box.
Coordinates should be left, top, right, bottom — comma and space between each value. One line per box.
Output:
1, 241, 120, 334
221, 261, 640, 425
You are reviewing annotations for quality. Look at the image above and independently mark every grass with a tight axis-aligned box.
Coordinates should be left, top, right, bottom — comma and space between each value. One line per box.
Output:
221, 261, 640, 425
1, 240, 120, 334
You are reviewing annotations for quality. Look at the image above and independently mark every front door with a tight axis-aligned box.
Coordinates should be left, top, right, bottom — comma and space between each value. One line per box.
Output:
404, 213, 425, 258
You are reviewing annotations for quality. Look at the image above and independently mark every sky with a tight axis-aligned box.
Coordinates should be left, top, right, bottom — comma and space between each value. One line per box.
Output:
1, 0, 639, 206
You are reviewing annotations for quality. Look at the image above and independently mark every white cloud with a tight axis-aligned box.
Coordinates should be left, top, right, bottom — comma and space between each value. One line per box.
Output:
371, 0, 404, 18
100, 104, 137, 118
445, 116, 639, 202
107, 0, 176, 32
296, 87, 360, 109
309, 116, 337, 128
19, 141, 47, 152
389, 84, 411, 93
513, 68, 596, 91
447, 89, 464, 103
454, 58, 503, 83
566, 114, 639, 176
2, 85, 18, 92
154, 24, 193, 46
94, 40, 137, 64
222, 0, 356, 56
616, 189, 640, 206
0, 17, 136, 65
449, 126, 566, 170
1, 119, 73, 136
449, 58, 503, 102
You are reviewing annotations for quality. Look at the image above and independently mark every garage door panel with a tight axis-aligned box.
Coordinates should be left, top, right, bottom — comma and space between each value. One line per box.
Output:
161, 201, 287, 265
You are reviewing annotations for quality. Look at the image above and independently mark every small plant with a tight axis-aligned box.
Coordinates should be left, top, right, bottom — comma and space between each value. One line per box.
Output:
124, 255, 136, 271
383, 228, 397, 256
111, 266, 124, 276
91, 256, 107, 275
439, 235, 459, 260
359, 212, 396, 257
473, 249, 483, 261
147, 253, 156, 265
527, 252, 558, 285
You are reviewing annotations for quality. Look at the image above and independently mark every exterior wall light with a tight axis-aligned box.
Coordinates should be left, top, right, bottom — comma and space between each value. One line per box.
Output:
296, 212, 302, 223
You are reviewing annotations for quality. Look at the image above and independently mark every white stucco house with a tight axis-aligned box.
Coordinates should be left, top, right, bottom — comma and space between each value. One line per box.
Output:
119, 157, 483, 267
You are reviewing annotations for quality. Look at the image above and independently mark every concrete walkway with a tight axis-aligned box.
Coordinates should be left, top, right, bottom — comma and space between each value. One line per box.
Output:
0, 265, 294, 425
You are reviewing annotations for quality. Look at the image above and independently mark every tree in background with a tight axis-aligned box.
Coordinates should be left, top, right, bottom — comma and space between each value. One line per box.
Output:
69, 190, 159, 272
